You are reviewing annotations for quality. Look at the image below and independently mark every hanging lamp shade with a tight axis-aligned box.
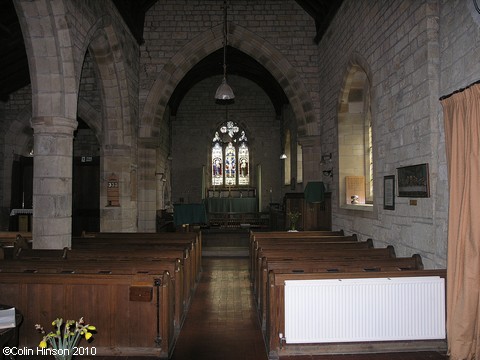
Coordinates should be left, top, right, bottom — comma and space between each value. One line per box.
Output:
215, 77, 235, 100
215, 1, 234, 101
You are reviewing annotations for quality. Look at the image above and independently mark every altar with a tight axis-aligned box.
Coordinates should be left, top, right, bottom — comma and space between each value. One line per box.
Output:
206, 197, 257, 213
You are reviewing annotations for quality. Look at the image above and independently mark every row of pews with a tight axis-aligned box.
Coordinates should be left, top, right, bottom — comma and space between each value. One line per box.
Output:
0, 231, 202, 358
249, 230, 447, 359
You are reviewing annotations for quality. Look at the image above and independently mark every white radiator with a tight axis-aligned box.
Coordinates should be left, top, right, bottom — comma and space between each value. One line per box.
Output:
284, 276, 445, 344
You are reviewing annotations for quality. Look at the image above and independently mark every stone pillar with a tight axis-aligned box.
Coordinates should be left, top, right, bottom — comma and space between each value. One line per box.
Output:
31, 117, 77, 249
298, 135, 323, 185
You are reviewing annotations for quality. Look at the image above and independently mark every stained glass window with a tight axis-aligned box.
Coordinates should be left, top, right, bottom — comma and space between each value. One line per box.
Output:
238, 142, 249, 185
225, 142, 236, 186
211, 122, 249, 186
212, 133, 223, 186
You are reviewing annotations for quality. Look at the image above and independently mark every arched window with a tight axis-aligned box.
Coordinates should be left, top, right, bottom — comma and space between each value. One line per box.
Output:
284, 130, 291, 185
296, 142, 303, 184
338, 64, 373, 207
211, 121, 249, 186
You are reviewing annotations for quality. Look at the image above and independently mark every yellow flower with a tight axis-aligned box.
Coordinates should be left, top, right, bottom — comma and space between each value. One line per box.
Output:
85, 332, 93, 340
87, 325, 96, 331
39, 340, 47, 349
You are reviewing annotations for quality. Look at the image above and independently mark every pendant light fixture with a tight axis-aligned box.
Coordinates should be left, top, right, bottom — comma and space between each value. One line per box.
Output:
214, 0, 235, 101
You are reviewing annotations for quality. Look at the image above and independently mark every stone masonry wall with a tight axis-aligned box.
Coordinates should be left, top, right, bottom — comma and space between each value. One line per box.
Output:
140, 0, 319, 128
173, 75, 281, 211
317, 0, 447, 268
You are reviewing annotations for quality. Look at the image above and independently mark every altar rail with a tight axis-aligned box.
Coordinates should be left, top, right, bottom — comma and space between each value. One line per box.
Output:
208, 212, 269, 229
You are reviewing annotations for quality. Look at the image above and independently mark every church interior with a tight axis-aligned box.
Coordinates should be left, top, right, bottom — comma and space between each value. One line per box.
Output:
0, 0, 479, 359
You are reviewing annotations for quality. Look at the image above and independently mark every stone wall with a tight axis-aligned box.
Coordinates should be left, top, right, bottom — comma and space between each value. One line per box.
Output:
317, 0, 447, 268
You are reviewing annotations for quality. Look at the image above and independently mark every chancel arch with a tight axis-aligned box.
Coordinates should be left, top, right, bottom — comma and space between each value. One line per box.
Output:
140, 23, 317, 139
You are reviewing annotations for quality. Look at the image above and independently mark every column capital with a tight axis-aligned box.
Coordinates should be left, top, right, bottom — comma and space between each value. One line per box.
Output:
297, 135, 321, 148
31, 116, 78, 135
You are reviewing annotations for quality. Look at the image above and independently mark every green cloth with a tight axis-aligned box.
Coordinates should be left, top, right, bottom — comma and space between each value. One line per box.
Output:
173, 203, 207, 225
206, 197, 257, 213
304, 181, 325, 203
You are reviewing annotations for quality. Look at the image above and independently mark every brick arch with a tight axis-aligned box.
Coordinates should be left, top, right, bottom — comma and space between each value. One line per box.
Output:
140, 23, 315, 138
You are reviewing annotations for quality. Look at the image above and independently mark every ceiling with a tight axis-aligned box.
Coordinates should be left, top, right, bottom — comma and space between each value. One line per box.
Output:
0, 0, 343, 113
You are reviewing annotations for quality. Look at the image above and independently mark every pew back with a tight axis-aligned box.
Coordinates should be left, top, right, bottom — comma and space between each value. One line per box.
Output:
0, 270, 175, 358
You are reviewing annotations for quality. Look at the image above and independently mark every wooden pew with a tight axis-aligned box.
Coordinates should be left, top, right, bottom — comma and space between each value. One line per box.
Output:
252, 242, 391, 292
73, 231, 202, 282
70, 247, 195, 297
256, 255, 424, 328
249, 230, 346, 258
252, 239, 371, 294
0, 233, 31, 258
265, 269, 447, 358
0, 257, 188, 330
249, 229, 346, 258
249, 234, 359, 280
14, 246, 195, 317
0, 270, 176, 358
0, 231, 32, 245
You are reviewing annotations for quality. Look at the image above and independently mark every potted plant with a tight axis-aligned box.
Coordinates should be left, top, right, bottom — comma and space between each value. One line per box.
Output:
287, 210, 301, 231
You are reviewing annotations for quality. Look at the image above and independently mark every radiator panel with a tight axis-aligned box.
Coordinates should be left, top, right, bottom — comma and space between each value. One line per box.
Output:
284, 276, 445, 344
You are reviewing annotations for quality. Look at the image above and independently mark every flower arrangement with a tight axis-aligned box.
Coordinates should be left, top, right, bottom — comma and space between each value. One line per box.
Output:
287, 210, 301, 231
35, 317, 96, 360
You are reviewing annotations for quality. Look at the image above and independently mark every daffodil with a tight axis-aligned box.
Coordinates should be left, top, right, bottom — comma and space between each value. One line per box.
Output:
35, 316, 97, 359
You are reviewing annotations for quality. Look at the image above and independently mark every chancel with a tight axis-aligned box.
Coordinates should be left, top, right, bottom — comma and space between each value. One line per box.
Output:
0, 1, 479, 360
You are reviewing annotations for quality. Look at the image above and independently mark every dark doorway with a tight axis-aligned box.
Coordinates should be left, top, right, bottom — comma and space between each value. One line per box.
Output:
72, 156, 100, 235
9, 155, 33, 231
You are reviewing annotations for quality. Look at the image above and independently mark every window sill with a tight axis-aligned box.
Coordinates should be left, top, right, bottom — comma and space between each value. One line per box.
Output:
340, 203, 374, 212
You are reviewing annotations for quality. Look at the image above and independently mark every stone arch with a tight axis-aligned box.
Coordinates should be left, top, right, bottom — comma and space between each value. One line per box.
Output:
140, 23, 316, 139
87, 25, 132, 147
15, 0, 78, 121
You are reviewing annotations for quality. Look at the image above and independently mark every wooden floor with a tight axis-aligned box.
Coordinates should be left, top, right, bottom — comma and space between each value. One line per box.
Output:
22, 245, 449, 360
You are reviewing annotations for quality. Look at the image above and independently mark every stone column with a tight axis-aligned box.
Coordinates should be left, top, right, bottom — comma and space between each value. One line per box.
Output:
298, 135, 323, 185
31, 116, 77, 249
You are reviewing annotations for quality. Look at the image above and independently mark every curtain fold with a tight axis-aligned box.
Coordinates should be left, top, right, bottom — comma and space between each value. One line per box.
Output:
441, 84, 480, 360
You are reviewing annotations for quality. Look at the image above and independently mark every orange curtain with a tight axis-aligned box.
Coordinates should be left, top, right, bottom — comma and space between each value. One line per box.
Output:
441, 84, 480, 360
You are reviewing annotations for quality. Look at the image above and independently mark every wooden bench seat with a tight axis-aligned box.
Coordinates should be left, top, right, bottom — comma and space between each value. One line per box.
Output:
253, 244, 395, 292
251, 239, 372, 293
0, 233, 31, 258
249, 234, 359, 279
14, 246, 196, 309
73, 232, 202, 281
0, 270, 176, 358
249, 230, 347, 256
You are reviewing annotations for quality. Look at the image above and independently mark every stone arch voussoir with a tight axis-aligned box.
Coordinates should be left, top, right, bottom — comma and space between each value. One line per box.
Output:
140, 23, 316, 138
87, 24, 132, 147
